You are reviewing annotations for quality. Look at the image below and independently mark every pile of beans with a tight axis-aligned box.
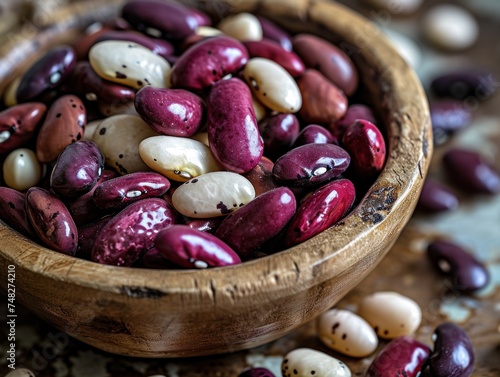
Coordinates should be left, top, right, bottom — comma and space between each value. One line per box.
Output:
0, 0, 388, 269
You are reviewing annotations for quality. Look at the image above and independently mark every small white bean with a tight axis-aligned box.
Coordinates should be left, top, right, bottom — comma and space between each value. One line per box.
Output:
3, 148, 42, 191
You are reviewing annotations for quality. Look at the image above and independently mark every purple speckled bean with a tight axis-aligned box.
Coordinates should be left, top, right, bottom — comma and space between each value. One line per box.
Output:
215, 187, 296, 258
273, 143, 350, 187
366, 336, 430, 377
207, 78, 263, 173
284, 178, 355, 247
155, 225, 241, 269
259, 113, 300, 157
26, 187, 78, 255
93, 172, 171, 210
135, 86, 205, 137
256, 16, 292, 51
16, 46, 76, 103
171, 36, 249, 91
293, 124, 334, 147
431, 69, 497, 100
92, 198, 175, 266
76, 215, 112, 260
238, 367, 276, 377
417, 179, 459, 212
427, 239, 489, 293
50, 141, 104, 198
0, 187, 36, 238
330, 104, 376, 143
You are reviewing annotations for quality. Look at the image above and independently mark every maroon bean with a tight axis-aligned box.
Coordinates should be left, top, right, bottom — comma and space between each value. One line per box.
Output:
293, 124, 334, 147
417, 179, 459, 212
207, 78, 263, 173
73, 25, 114, 60
430, 323, 475, 377
188, 7, 211, 27
76, 216, 112, 260
93, 172, 171, 210
431, 69, 497, 100
430, 100, 473, 134
256, 16, 293, 51
273, 143, 350, 187
50, 141, 104, 199
366, 336, 430, 377
16, 46, 76, 103
135, 86, 205, 137
259, 113, 300, 157
238, 367, 276, 377
183, 216, 224, 234
171, 36, 249, 91
155, 225, 241, 268
215, 187, 296, 257
329, 104, 376, 143
284, 178, 355, 247
92, 198, 175, 266
293, 33, 359, 96
140, 247, 179, 269
0, 103, 47, 155
243, 156, 278, 196
443, 148, 500, 194
26, 187, 78, 255
0, 187, 35, 238
427, 239, 489, 293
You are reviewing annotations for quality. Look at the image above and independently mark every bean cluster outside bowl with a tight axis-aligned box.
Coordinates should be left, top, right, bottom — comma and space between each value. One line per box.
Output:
0, 0, 432, 357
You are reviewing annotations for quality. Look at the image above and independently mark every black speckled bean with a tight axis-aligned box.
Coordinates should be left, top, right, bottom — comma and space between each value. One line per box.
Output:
259, 113, 300, 157
418, 179, 459, 212
0, 187, 36, 238
431, 69, 497, 100
238, 367, 276, 377
293, 124, 334, 147
427, 239, 489, 293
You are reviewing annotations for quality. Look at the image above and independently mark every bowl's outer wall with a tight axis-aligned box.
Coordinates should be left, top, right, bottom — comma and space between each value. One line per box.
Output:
0, 0, 432, 357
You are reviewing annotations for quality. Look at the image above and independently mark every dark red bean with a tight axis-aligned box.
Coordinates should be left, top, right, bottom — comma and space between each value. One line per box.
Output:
259, 113, 300, 157
293, 124, 334, 147
443, 148, 500, 194
183, 216, 224, 234
417, 179, 459, 212
430, 100, 473, 133
76, 216, 112, 260
243, 156, 278, 197
429, 323, 475, 377
257, 16, 293, 51
238, 367, 276, 377
73, 25, 114, 60
329, 104, 376, 143
0, 187, 36, 239
140, 247, 179, 269
431, 69, 497, 100
427, 239, 489, 293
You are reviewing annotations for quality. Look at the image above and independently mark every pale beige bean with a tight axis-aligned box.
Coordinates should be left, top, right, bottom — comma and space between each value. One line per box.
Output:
217, 12, 262, 41
3, 76, 21, 107
318, 309, 378, 357
358, 291, 422, 339
244, 57, 301, 113
191, 132, 209, 146
98, 100, 138, 117
3, 148, 42, 191
83, 119, 102, 141
139, 136, 222, 182
282, 348, 351, 377
252, 94, 267, 121
196, 26, 223, 37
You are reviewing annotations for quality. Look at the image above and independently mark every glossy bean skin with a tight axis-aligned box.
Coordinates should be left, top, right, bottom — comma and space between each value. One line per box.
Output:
427, 239, 489, 293
417, 179, 459, 212
0, 103, 47, 155
238, 367, 275, 377
93, 172, 171, 210
443, 148, 500, 194
282, 348, 352, 377
430, 100, 472, 134
259, 113, 300, 157
3, 148, 43, 191
257, 16, 293, 51
284, 178, 355, 247
155, 225, 241, 268
26, 187, 78, 255
16, 46, 76, 103
183, 216, 224, 234
0, 187, 35, 238
92, 198, 175, 266
330, 104, 376, 143
366, 336, 430, 377
135, 86, 205, 137
273, 143, 350, 187
431, 69, 497, 100
218, 12, 263, 42
215, 187, 296, 257
293, 124, 334, 147
171, 36, 249, 91
293, 34, 359, 96
76, 216, 112, 260
50, 141, 104, 199
243, 156, 278, 196
207, 78, 263, 174
429, 322, 475, 377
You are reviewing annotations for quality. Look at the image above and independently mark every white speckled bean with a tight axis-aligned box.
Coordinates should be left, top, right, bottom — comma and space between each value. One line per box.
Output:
217, 12, 262, 41
3, 148, 42, 191
93, 114, 158, 175
282, 348, 351, 377
89, 40, 171, 89
139, 135, 222, 182
172, 171, 255, 218
358, 291, 422, 339
244, 57, 301, 113
317, 309, 378, 357
4, 368, 36, 377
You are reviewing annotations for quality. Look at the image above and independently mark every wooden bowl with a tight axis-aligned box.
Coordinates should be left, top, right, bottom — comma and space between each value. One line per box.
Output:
0, 0, 432, 357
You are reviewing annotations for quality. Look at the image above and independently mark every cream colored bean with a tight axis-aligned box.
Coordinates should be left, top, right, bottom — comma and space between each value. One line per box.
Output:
139, 136, 222, 182
3, 148, 42, 191
98, 100, 138, 117
84, 119, 102, 141
244, 58, 302, 113
93, 115, 158, 175
252, 94, 267, 122
191, 132, 209, 146
89, 40, 171, 89
282, 348, 351, 377
196, 26, 223, 37
358, 291, 422, 339
4, 368, 35, 377
4, 76, 21, 107
217, 12, 262, 41
172, 171, 255, 218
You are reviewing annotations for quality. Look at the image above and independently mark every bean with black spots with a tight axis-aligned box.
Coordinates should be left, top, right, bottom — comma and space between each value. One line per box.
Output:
0, 187, 36, 238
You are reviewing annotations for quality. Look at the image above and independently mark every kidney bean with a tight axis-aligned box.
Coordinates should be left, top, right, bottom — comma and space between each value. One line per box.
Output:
73, 23, 114, 60
243, 156, 278, 196
256, 16, 293, 51
139, 246, 179, 269
16, 46, 76, 103
36, 95, 86, 163
431, 69, 497, 100
259, 113, 300, 157
417, 178, 459, 212
0, 187, 35, 238
273, 143, 350, 187
282, 348, 351, 377
297, 69, 348, 124
93, 172, 171, 210
171, 36, 249, 91
215, 187, 296, 257
97, 99, 138, 118
238, 367, 275, 377
135, 86, 205, 137
183, 216, 224, 234
26, 187, 78, 255
155, 225, 241, 269
430, 100, 472, 134
189, 7, 211, 27
285, 178, 355, 247
76, 215, 112, 260
366, 336, 430, 377
429, 322, 474, 377
427, 239, 489, 293
442, 148, 500, 194
293, 34, 359, 96
218, 12, 263, 41
207, 78, 263, 174
3, 148, 43, 191
293, 124, 334, 147
92, 198, 175, 266
329, 104, 377, 143
0, 103, 47, 155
